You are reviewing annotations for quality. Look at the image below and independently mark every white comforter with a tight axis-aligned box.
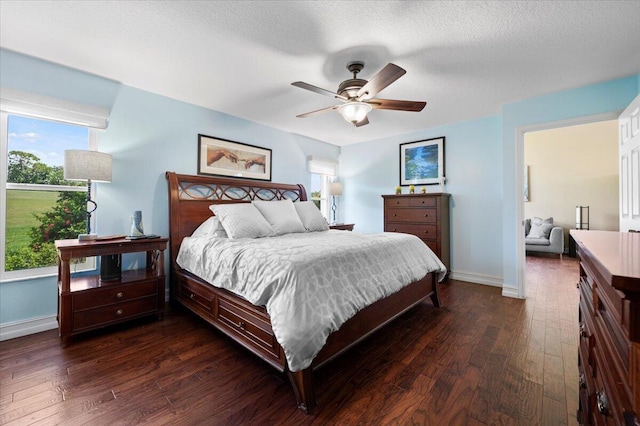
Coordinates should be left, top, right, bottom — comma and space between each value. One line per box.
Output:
177, 230, 446, 372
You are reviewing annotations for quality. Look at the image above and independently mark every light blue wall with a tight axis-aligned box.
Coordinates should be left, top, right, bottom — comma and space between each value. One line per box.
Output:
500, 75, 639, 293
341, 115, 503, 282
0, 51, 339, 326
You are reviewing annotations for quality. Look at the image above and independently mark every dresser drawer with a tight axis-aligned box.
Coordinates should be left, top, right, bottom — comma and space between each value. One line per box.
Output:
384, 223, 437, 240
385, 197, 436, 208
73, 296, 157, 331
72, 280, 158, 311
386, 208, 437, 223
217, 298, 280, 359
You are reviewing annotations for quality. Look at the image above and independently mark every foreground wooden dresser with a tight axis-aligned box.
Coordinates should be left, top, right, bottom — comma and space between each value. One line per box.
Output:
382, 193, 450, 272
571, 230, 639, 425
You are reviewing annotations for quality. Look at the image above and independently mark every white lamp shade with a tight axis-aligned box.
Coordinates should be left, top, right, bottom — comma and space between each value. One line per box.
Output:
64, 150, 112, 182
337, 102, 372, 124
329, 182, 343, 196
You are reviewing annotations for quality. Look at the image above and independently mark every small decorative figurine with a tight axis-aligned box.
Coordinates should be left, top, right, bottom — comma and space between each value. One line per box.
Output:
130, 210, 144, 236
395, 186, 402, 194
409, 184, 415, 194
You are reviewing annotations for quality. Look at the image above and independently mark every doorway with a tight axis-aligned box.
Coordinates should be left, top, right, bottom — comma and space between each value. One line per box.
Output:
515, 111, 620, 298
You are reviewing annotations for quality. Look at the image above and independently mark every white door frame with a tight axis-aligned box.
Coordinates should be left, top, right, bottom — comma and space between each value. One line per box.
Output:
514, 111, 621, 298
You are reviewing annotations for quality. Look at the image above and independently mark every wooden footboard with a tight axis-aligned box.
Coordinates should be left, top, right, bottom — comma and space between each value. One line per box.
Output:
165, 171, 441, 413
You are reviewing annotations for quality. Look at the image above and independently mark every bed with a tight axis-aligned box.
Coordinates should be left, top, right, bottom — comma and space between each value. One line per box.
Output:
165, 171, 445, 413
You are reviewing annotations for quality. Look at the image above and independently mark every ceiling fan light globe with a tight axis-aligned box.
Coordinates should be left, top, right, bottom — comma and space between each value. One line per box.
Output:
338, 102, 372, 124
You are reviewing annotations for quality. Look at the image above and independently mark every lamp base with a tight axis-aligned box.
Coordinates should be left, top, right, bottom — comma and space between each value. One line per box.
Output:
78, 233, 98, 241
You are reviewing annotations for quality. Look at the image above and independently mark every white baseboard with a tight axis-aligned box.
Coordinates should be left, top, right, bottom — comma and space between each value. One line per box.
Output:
449, 270, 503, 288
0, 315, 58, 342
501, 286, 522, 299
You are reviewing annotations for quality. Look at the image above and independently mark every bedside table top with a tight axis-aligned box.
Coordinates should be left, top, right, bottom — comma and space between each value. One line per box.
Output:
329, 223, 355, 231
55, 237, 168, 260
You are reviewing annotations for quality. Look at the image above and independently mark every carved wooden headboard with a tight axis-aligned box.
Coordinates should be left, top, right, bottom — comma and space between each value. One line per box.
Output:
165, 172, 307, 267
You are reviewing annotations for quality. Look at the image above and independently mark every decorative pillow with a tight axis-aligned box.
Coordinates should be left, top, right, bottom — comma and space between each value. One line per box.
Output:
209, 203, 273, 239
294, 201, 329, 232
527, 217, 554, 239
252, 199, 306, 236
191, 216, 228, 238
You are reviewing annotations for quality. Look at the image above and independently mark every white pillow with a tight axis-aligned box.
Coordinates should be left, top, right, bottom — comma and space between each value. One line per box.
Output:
528, 217, 554, 239
209, 203, 273, 239
191, 216, 228, 238
252, 199, 306, 236
294, 201, 329, 232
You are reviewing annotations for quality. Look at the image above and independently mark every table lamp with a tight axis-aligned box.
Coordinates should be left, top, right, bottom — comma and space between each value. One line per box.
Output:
329, 182, 343, 225
64, 149, 112, 240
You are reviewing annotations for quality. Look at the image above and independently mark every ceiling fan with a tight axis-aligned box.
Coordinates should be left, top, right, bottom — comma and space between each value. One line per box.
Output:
292, 62, 426, 127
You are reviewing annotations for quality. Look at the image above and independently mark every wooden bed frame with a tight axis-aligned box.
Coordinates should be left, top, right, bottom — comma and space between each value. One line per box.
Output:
165, 172, 441, 413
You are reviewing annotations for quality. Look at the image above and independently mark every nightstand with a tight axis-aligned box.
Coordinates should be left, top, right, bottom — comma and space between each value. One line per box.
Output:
329, 223, 355, 231
55, 236, 168, 347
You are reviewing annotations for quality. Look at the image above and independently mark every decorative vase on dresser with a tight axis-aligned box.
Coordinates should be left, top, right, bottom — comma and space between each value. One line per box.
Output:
382, 193, 450, 274
571, 230, 639, 425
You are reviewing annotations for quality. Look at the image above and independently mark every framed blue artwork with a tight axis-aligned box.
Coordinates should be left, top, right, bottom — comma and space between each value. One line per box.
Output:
399, 137, 445, 186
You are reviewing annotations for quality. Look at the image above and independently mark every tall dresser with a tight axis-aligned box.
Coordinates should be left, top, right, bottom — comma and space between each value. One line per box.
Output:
571, 230, 639, 425
382, 193, 450, 272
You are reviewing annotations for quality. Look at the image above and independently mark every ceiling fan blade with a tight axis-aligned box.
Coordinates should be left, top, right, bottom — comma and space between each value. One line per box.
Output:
296, 105, 338, 118
292, 81, 348, 101
368, 98, 426, 112
355, 116, 369, 127
356, 63, 406, 100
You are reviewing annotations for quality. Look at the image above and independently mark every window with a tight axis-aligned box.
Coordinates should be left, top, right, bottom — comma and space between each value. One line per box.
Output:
307, 156, 339, 221
1, 113, 95, 281
310, 173, 331, 220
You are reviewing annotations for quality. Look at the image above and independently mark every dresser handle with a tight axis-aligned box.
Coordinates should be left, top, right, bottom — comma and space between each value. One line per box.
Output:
578, 373, 586, 389
116, 292, 123, 299
395, 201, 399, 204
236, 321, 246, 330
596, 391, 609, 416
424, 214, 429, 217
393, 213, 397, 217
421, 200, 425, 204
116, 309, 123, 316
579, 322, 589, 338
190, 293, 195, 299
424, 230, 429, 234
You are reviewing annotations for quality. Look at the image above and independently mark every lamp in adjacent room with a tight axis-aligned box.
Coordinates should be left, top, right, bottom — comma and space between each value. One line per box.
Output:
64, 149, 112, 240
575, 206, 590, 230
329, 182, 343, 225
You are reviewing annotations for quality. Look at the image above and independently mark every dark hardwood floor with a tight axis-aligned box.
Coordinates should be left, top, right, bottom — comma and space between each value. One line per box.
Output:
0, 255, 579, 425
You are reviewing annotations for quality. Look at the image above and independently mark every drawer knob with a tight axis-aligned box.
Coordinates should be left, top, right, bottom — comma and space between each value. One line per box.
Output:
237, 321, 246, 330
578, 374, 586, 389
421, 200, 425, 204
190, 293, 195, 299
424, 230, 429, 234
579, 322, 589, 338
393, 213, 397, 217
116, 292, 123, 299
596, 391, 609, 416
116, 309, 123, 316
424, 214, 429, 217
395, 201, 399, 204
392, 229, 397, 232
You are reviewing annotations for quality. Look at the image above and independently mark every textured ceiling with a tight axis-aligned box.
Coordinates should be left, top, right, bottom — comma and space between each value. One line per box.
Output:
1, 1, 639, 146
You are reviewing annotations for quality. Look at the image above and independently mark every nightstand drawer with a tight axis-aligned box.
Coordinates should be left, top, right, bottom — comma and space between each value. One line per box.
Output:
72, 280, 158, 311
385, 223, 437, 240
386, 208, 437, 223
73, 296, 157, 331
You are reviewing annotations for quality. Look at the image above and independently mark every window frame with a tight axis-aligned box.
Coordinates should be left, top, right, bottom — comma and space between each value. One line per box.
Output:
0, 111, 98, 282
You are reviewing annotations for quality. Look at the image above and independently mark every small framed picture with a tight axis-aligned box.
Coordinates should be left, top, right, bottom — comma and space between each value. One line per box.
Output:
399, 137, 445, 186
197, 134, 272, 181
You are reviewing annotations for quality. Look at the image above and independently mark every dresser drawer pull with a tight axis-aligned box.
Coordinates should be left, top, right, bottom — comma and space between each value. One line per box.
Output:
578, 373, 586, 389
392, 228, 397, 232
424, 230, 429, 234
424, 214, 429, 217
190, 293, 195, 299
236, 321, 246, 330
579, 322, 589, 338
596, 391, 609, 416
395, 201, 399, 204
393, 213, 397, 217
116, 292, 123, 299
116, 309, 123, 316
